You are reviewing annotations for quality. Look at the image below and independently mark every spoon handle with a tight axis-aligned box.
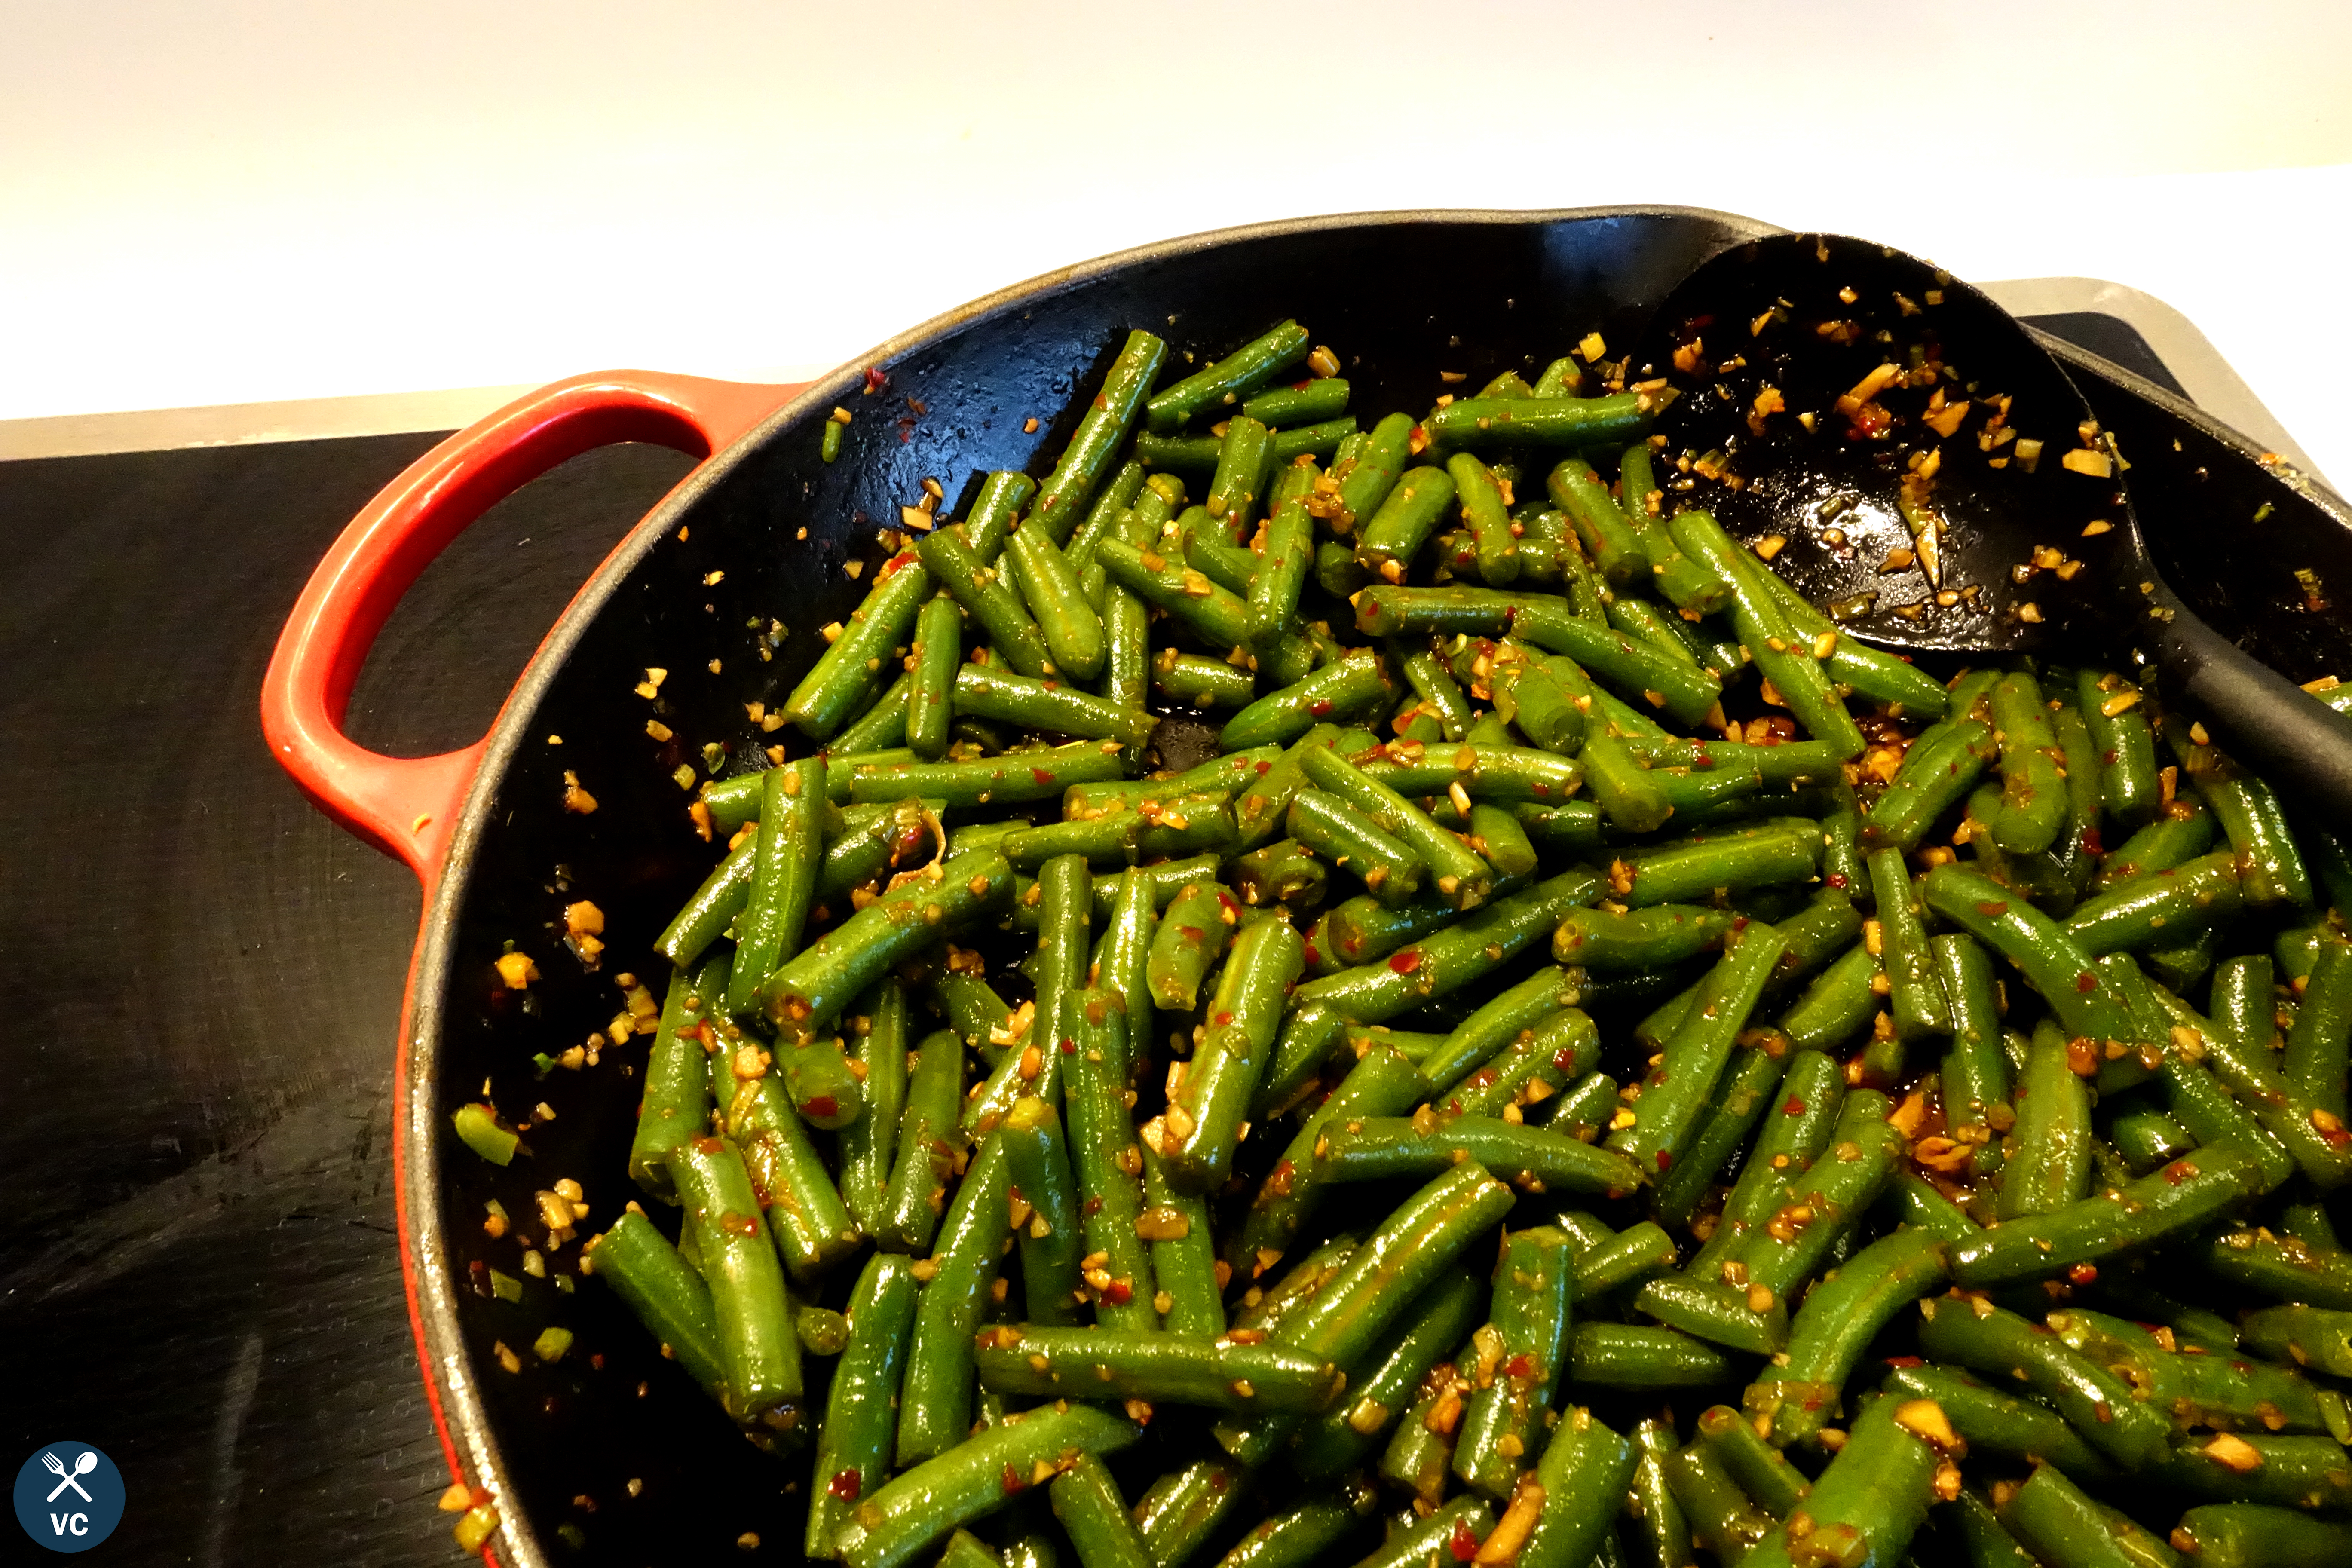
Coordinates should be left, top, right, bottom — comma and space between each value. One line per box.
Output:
2154, 608, 2352, 817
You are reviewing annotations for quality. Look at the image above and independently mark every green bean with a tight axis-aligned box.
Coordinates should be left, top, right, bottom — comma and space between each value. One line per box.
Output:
1206, 416, 1277, 531
1444, 451, 1519, 586
840, 1402, 1142, 1568
1359, 742, 1586, 808
1219, 648, 1394, 752
904, 594, 964, 761
655, 831, 758, 969
1213, 1495, 1366, 1568
1025, 329, 1169, 543
1664, 1441, 1776, 1562
785, 552, 935, 740
1736, 1394, 1942, 1568
1147, 322, 1308, 432
2108, 1096, 2195, 1171
952, 664, 1155, 745
1066, 989, 1158, 1329
975, 1325, 1341, 1412
1132, 1457, 1254, 1568
2199, 1227, 2352, 1308
1297, 741, 1492, 909
1378, 1360, 1471, 1504
1146, 880, 1238, 1010
1611, 919, 1788, 1178
1652, 1039, 1790, 1231
1568, 1321, 1734, 1387
1628, 1418, 1699, 1568
1555, 904, 1736, 969
1004, 523, 1107, 680
1633, 1274, 1788, 1355
1692, 1050, 1844, 1275
1611, 821, 1823, 907
2146, 983, 2352, 1190
2000, 1020, 2094, 1218
1138, 418, 1357, 473
1755, 567, 1952, 716
1425, 390, 1650, 453
2046, 1306, 2341, 1435
1428, 1008, 1601, 1123
1724, 1088, 1903, 1299
1570, 1219, 1677, 1299
1682, 521, 1871, 757
584, 1207, 729, 1404
1510, 605, 1723, 727
1139, 1145, 1223, 1338
1694, 1405, 1811, 1516
668, 1135, 802, 1420
1242, 375, 1349, 428
1000, 1097, 1084, 1326
1354, 1498, 1494, 1568
893, 1132, 1011, 1464
718, 1055, 861, 1280
629, 963, 720, 1200
1871, 849, 1952, 1051
1292, 1269, 1486, 1482
1867, 722, 2000, 862
2242, 1304, 2352, 1377
1241, 459, 1317, 649
847, 743, 1127, 809
2175, 728, 2315, 909
763, 855, 1015, 1057
728, 757, 826, 1019
1353, 465, 1460, 579
2065, 851, 2245, 957
829, 676, 914, 759
1880, 1363, 2114, 1478
1746, 1227, 1951, 1447
1919, 864, 2138, 1043
1285, 788, 1424, 906
2099, 801, 2217, 888
1544, 457, 1644, 586
1049, 1454, 1155, 1568
878, 1029, 965, 1254
806, 1253, 920, 1557
1161, 917, 1304, 1192
1228, 838, 1327, 911
1064, 461, 1151, 590
919, 524, 1054, 679
1997, 1459, 2182, 1568
1313, 1115, 1644, 1197
2284, 939, 2352, 1119
2171, 1504, 2352, 1568
2080, 670, 2163, 833
1001, 800, 1236, 873
1914, 1291, 2171, 1466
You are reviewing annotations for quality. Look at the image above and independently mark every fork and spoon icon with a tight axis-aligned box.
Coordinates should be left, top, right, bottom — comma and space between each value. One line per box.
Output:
40, 1450, 97, 1503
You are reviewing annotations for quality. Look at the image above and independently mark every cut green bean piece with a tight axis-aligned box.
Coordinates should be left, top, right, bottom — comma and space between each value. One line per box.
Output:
839, 1402, 1142, 1568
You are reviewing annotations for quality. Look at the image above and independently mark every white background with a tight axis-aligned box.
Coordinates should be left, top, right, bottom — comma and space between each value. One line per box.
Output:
6, 1, 2349, 479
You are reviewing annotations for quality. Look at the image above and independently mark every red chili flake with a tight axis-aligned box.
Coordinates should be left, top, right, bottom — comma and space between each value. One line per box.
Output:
693, 1136, 727, 1155
806, 1096, 839, 1119
2080, 828, 2105, 855
829, 1470, 864, 1500
1505, 1354, 1535, 1379
1292, 379, 1312, 391
1213, 1011, 1234, 1027
1093, 392, 1109, 411
1179, 925, 1204, 941
1389, 950, 1422, 974
1303, 940, 1323, 966
864, 366, 888, 392
1103, 1279, 1134, 1306
1883, 1355, 1924, 1369
1975, 900, 2009, 916
2075, 972, 2096, 994
1208, 1470, 1231, 1494
468, 1259, 493, 1297
1309, 700, 1333, 717
2069, 1264, 2101, 1284
1825, 873, 1849, 890
1656, 1149, 1674, 1171
1001, 1464, 1026, 1495
1255, 762, 1272, 775
1449, 1522, 1479, 1562
2164, 1160, 2199, 1186
1552, 1048, 1580, 1072
1783, 1096, 1807, 1115
1032, 768, 1056, 786
1060, 1037, 1076, 1054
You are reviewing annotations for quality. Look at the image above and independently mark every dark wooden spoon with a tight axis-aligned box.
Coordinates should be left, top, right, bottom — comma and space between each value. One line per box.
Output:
1629, 230, 2352, 814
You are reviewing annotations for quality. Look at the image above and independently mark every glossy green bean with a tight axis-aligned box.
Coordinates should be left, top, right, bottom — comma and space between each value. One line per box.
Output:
1066, 989, 1158, 1330
669, 1135, 802, 1420
1914, 1291, 2170, 1466
806, 1253, 920, 1557
584, 1207, 728, 1403
839, 1402, 1142, 1568
1746, 1227, 1949, 1448
1147, 322, 1309, 432
1161, 917, 1304, 1192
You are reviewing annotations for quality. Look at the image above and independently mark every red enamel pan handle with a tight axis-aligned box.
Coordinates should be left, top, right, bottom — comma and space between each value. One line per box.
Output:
261, 371, 802, 890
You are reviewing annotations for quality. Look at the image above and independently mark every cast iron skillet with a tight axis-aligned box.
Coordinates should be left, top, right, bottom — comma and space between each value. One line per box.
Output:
261, 206, 2351, 1568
